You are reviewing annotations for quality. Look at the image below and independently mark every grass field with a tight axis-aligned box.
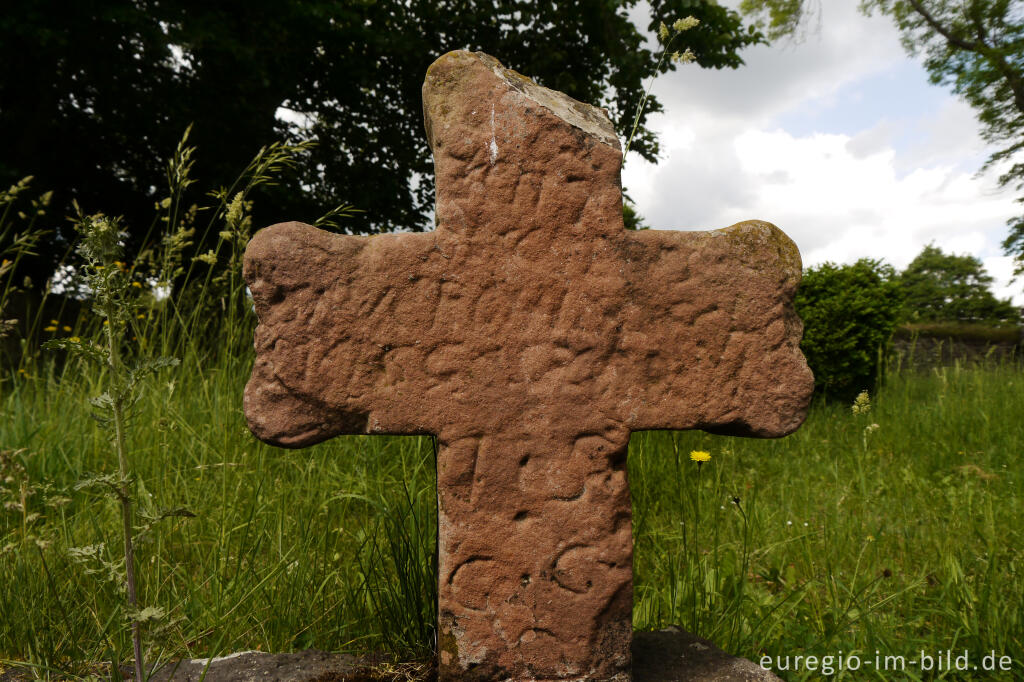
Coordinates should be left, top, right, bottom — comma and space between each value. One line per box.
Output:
2, 156, 1022, 679
1, 343, 1021, 680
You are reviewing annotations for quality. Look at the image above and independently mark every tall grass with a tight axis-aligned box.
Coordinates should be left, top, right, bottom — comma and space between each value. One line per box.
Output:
0, 137, 1021, 680
632, 361, 1023, 679
4, 340, 1022, 679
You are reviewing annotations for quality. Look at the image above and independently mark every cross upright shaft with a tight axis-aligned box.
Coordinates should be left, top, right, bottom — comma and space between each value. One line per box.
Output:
243, 50, 813, 681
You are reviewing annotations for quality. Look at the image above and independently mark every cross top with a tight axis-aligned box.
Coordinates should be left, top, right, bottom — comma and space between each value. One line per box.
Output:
244, 50, 813, 682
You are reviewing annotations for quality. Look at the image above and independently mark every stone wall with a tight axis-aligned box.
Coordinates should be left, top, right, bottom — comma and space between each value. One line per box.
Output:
889, 328, 1023, 371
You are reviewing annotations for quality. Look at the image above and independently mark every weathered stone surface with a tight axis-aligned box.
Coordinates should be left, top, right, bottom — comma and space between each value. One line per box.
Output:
632, 628, 782, 682
143, 650, 370, 682
109, 630, 779, 681
243, 50, 813, 681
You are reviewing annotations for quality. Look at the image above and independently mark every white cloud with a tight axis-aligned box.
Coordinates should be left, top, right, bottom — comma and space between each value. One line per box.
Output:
985, 256, 1023, 304
622, 0, 1024, 304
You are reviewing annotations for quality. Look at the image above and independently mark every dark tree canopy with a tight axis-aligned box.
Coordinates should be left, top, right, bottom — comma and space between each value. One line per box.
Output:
0, 0, 763, 284
898, 243, 1019, 324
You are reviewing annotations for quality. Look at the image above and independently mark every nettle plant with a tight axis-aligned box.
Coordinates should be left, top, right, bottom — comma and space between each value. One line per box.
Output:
26, 128, 360, 676
44, 213, 186, 681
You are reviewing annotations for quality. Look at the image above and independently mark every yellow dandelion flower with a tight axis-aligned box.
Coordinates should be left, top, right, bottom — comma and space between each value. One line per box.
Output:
690, 450, 711, 463
50, 319, 58, 325
131, 281, 142, 288
69, 337, 80, 343
43, 325, 57, 332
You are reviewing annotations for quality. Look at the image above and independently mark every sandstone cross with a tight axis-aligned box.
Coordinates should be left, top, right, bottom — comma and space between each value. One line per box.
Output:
243, 51, 813, 682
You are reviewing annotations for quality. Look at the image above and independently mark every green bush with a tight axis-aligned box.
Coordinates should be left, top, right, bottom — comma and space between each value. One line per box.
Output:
795, 259, 903, 399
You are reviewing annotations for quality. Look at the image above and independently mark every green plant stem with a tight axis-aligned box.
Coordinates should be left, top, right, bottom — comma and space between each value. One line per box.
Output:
35, 543, 81, 661
694, 462, 703, 629
623, 31, 682, 160
103, 297, 145, 681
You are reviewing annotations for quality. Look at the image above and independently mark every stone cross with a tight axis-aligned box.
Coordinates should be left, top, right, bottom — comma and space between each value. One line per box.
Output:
243, 51, 814, 682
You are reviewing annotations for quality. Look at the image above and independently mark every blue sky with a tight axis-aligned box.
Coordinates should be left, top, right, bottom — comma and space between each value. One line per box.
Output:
622, 0, 1023, 304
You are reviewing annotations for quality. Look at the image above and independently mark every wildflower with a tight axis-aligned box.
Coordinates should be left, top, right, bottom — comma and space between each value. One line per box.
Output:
673, 16, 700, 32
658, 21, 670, 41
671, 49, 696, 64
690, 450, 711, 464
62, 325, 71, 332
137, 314, 146, 320
69, 337, 80, 343
851, 390, 871, 415
195, 250, 218, 265
43, 325, 56, 332
131, 281, 142, 288
50, 319, 58, 325
160, 197, 172, 209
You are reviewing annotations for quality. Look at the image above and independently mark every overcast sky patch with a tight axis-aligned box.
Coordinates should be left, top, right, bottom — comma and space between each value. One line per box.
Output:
622, 0, 1023, 304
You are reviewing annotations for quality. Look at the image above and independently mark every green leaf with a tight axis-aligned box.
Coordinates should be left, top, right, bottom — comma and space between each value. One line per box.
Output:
125, 605, 167, 624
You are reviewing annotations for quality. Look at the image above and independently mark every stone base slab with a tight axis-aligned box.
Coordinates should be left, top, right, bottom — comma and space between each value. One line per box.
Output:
123, 628, 778, 681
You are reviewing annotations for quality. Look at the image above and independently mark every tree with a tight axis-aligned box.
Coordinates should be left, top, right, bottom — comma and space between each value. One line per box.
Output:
898, 243, 1019, 323
739, 0, 1024, 282
795, 259, 904, 398
0, 0, 764, 285
623, 201, 651, 230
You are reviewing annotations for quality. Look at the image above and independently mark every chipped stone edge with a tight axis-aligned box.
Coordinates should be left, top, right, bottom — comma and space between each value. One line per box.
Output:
480, 52, 621, 152
427, 50, 620, 152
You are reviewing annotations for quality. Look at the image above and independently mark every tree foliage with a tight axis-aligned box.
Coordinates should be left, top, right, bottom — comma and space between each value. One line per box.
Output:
740, 0, 1024, 281
898, 243, 1019, 323
0, 0, 763, 284
738, 0, 822, 42
795, 259, 904, 399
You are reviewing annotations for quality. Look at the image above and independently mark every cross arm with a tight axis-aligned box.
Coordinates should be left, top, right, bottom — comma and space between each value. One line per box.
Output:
616, 220, 814, 437
243, 221, 444, 447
